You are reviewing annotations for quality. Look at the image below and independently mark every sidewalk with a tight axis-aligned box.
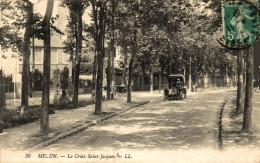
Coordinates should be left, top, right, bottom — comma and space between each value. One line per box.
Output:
0, 92, 153, 152
5, 93, 93, 110
222, 90, 260, 150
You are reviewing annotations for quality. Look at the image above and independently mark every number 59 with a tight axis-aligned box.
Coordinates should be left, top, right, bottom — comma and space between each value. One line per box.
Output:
25, 154, 31, 158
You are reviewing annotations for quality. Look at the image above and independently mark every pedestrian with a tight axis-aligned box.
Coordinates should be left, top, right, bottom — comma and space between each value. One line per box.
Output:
120, 82, 125, 87
59, 89, 70, 107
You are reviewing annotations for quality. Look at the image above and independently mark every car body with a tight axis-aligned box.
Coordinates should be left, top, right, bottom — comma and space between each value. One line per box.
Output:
164, 74, 186, 100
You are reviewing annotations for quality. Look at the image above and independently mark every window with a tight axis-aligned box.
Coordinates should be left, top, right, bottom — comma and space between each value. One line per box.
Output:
29, 50, 33, 63
51, 49, 58, 63
34, 48, 43, 63
58, 50, 62, 62
63, 53, 70, 62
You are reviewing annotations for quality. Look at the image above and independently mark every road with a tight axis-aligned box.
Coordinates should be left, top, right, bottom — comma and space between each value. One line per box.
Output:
42, 89, 234, 153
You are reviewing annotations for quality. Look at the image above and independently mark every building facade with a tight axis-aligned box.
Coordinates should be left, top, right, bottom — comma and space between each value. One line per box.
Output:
18, 34, 70, 76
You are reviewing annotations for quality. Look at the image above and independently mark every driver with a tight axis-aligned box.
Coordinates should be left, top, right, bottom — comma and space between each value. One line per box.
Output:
176, 78, 181, 88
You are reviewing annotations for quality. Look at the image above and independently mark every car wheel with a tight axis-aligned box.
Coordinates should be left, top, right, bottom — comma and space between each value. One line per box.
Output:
179, 90, 183, 100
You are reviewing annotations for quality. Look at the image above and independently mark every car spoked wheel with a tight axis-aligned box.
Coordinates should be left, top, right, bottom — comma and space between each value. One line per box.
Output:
179, 90, 183, 100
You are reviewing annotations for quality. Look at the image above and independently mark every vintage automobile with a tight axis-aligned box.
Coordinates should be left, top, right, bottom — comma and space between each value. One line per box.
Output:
164, 74, 186, 100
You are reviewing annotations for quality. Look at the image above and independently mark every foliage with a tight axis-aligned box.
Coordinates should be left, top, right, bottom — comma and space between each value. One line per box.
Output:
61, 0, 89, 59
60, 66, 69, 89
0, 0, 62, 54
81, 50, 94, 75
0, 108, 41, 129
52, 68, 61, 89
29, 69, 43, 91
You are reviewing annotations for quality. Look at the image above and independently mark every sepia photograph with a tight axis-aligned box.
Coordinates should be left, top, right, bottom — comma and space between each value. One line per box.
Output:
0, 0, 260, 162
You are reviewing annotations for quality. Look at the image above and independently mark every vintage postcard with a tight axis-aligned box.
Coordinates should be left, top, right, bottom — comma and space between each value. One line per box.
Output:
0, 0, 260, 163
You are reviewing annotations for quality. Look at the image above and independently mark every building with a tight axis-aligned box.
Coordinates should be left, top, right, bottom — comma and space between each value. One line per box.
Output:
18, 34, 70, 77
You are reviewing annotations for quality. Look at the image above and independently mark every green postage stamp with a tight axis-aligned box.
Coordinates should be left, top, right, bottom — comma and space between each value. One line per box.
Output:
223, 1, 259, 45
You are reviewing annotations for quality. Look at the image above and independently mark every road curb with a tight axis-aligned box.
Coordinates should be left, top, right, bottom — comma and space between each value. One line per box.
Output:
217, 99, 227, 150
27, 101, 149, 151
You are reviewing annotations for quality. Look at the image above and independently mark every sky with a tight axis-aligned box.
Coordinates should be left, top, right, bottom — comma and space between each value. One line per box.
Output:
33, 0, 92, 31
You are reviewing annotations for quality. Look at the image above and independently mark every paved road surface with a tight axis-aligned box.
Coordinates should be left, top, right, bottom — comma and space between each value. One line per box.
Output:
42, 89, 233, 152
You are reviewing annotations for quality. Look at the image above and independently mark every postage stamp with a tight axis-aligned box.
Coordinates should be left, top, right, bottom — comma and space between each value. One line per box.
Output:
223, 1, 259, 45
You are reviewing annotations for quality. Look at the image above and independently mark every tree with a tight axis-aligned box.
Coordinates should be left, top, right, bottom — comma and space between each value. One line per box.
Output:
30, 69, 43, 91
61, 0, 88, 106
106, 0, 117, 100
127, 0, 139, 103
52, 68, 60, 90
1, 0, 61, 114
21, 0, 33, 113
40, 0, 54, 133
236, 50, 244, 113
115, 0, 145, 103
60, 66, 69, 89
0, 1, 23, 52
89, 0, 109, 114
242, 46, 254, 132
0, 70, 4, 133
83, 23, 97, 101
0, 1, 14, 120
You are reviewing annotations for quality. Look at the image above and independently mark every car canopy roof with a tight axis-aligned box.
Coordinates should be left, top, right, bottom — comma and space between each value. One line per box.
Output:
169, 74, 185, 83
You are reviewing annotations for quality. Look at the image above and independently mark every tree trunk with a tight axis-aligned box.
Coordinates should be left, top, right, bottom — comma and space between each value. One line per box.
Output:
72, 59, 80, 105
207, 73, 211, 88
122, 44, 128, 84
21, 1, 33, 112
72, 6, 82, 106
110, 0, 115, 100
106, 49, 111, 100
92, 53, 97, 100
127, 13, 138, 103
0, 70, 3, 133
159, 69, 162, 93
41, 0, 54, 133
150, 68, 154, 93
91, 4, 98, 101
242, 46, 254, 132
68, 59, 73, 97
141, 73, 144, 91
95, 6, 105, 114
0, 70, 6, 110
236, 50, 244, 113
141, 62, 145, 91
243, 57, 246, 87
110, 44, 115, 100
192, 56, 197, 92
127, 56, 134, 103
189, 57, 192, 92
